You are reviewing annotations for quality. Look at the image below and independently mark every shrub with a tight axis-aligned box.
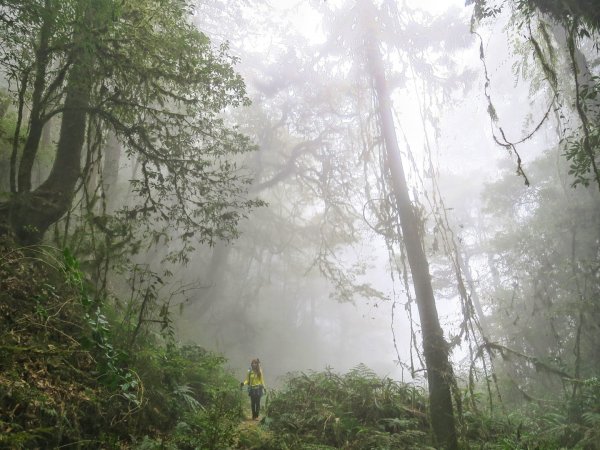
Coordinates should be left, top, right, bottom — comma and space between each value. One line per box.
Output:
265, 365, 432, 449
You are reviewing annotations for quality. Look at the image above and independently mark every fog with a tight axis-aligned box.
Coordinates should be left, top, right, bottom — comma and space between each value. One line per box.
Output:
139, 0, 600, 390
2, 1, 598, 448
54, 0, 596, 398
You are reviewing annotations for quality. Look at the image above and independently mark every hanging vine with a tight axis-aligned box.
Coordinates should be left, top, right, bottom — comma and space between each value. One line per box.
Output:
471, 0, 600, 189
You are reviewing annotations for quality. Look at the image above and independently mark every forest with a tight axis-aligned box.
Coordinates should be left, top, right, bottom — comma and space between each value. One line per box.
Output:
0, 0, 599, 449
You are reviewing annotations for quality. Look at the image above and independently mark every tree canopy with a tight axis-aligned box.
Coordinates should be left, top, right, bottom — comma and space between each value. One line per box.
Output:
0, 0, 262, 246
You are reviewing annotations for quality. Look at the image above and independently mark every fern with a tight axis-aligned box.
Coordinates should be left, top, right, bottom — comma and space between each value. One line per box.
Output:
266, 366, 432, 449
173, 384, 202, 412
582, 411, 600, 427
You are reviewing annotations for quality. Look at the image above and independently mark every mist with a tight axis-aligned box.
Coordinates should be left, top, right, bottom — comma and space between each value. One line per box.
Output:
1, 0, 598, 448
165, 0, 598, 389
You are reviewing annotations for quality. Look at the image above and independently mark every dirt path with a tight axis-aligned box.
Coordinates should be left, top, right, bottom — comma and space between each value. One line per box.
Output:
234, 415, 273, 448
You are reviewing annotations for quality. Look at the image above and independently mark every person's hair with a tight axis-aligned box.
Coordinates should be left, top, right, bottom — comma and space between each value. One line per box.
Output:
250, 358, 262, 377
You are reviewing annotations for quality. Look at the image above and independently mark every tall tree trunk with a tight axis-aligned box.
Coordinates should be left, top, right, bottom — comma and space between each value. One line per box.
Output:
0, 90, 10, 119
102, 128, 122, 213
461, 249, 489, 334
8, 0, 98, 243
193, 241, 232, 317
17, 0, 54, 193
365, 29, 458, 450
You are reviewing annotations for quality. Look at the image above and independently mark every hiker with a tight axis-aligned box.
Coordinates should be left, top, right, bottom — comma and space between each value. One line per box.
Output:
240, 358, 266, 420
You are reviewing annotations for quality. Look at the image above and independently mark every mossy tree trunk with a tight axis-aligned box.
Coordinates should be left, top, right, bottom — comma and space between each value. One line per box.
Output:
16, 0, 54, 194
362, 9, 458, 449
9, 0, 99, 243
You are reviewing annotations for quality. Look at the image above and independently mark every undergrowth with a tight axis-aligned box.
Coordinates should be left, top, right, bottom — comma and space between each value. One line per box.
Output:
0, 237, 242, 448
261, 366, 432, 450
1, 237, 599, 449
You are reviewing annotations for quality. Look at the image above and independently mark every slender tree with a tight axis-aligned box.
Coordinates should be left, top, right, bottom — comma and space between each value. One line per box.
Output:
358, 2, 457, 447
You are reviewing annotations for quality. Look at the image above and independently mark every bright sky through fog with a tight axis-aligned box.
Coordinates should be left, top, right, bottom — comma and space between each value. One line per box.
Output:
277, 0, 468, 41
407, 0, 467, 14
256, 0, 475, 379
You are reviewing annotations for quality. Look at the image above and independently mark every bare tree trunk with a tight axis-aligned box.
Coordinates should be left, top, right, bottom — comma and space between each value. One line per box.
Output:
365, 30, 458, 450
193, 241, 232, 317
0, 90, 10, 119
461, 249, 489, 334
102, 128, 122, 213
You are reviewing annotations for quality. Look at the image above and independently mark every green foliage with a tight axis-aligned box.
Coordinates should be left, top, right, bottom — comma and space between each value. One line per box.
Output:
61, 247, 140, 404
0, 239, 244, 447
170, 405, 239, 450
91, 0, 266, 251
236, 420, 281, 449
564, 125, 600, 188
564, 75, 600, 188
459, 362, 600, 448
480, 150, 600, 381
0, 0, 264, 249
471, 0, 600, 191
265, 365, 432, 449
1, 236, 598, 449
478, 403, 600, 449
0, 240, 119, 448
128, 343, 243, 434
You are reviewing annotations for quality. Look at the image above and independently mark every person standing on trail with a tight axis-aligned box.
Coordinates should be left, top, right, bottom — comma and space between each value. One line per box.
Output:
240, 358, 266, 420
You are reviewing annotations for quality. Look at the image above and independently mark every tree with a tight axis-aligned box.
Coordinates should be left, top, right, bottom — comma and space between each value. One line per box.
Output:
289, 0, 472, 446
356, 3, 457, 447
233, 1, 469, 445
171, 3, 395, 377
0, 0, 261, 246
469, 0, 600, 190
468, 0, 600, 30
480, 153, 600, 400
523, 0, 599, 30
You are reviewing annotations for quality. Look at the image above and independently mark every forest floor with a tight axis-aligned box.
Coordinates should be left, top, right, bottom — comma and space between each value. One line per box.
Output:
2, 237, 600, 449
234, 411, 276, 448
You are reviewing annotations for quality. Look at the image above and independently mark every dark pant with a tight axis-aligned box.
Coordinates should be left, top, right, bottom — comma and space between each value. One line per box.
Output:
249, 388, 262, 419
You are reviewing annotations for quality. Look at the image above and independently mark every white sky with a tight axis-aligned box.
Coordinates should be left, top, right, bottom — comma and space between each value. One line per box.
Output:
276, 0, 470, 43
195, 0, 539, 382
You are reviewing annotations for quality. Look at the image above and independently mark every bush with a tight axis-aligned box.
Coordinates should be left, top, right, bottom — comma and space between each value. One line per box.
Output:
0, 240, 244, 448
265, 365, 432, 449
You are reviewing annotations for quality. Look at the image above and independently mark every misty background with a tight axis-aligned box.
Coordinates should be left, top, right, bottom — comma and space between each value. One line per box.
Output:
155, 0, 585, 387
2, 0, 599, 447
2, 0, 597, 395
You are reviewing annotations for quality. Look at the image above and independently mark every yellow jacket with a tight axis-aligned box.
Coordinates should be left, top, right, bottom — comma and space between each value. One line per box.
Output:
243, 370, 265, 388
